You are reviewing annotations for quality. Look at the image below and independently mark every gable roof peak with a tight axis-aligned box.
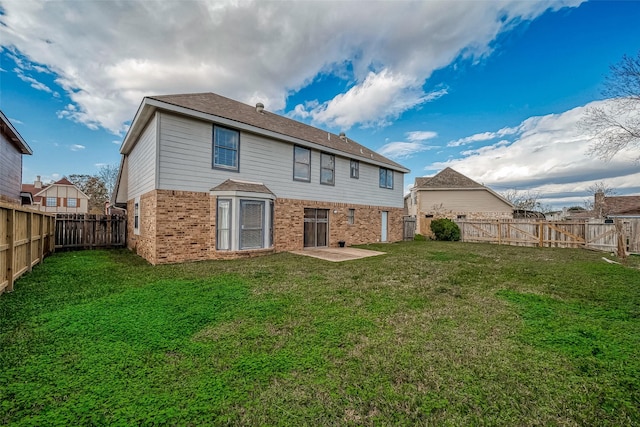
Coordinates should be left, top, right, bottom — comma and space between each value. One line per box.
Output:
415, 167, 483, 189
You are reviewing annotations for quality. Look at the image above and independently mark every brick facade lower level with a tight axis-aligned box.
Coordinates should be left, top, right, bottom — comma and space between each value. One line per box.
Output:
128, 189, 404, 264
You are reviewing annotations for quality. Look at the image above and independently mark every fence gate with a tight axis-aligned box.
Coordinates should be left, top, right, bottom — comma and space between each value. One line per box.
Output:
56, 214, 126, 249
403, 216, 416, 241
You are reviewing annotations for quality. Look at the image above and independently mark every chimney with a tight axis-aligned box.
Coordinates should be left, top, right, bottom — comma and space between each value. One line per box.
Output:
34, 175, 42, 189
594, 190, 605, 218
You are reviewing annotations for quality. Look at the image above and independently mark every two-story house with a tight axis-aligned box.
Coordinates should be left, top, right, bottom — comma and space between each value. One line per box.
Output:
406, 167, 513, 236
21, 176, 89, 214
1, 110, 33, 205
113, 92, 409, 264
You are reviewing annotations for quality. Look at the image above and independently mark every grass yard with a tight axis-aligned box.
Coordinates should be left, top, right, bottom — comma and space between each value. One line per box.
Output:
1, 242, 639, 426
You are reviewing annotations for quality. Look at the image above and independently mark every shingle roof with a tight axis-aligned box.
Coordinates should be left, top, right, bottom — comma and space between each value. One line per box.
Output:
1, 110, 32, 155
146, 92, 407, 171
414, 167, 484, 189
54, 178, 75, 186
210, 179, 274, 195
605, 195, 640, 215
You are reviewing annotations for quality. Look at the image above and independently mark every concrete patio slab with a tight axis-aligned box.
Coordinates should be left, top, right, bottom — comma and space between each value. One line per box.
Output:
290, 247, 386, 262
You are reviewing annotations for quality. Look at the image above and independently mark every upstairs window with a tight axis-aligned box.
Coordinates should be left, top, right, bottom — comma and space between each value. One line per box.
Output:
67, 198, 77, 208
46, 197, 57, 207
379, 168, 393, 189
213, 126, 240, 171
320, 153, 335, 185
293, 146, 311, 182
350, 160, 359, 179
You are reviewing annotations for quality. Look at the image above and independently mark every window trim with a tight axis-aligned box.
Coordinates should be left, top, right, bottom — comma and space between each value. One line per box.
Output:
293, 145, 311, 182
347, 208, 355, 225
379, 167, 394, 189
320, 152, 335, 186
240, 200, 265, 250
212, 125, 240, 172
133, 198, 140, 235
350, 160, 359, 179
216, 198, 232, 250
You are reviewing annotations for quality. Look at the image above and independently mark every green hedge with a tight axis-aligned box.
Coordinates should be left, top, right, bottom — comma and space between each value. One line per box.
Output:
430, 218, 461, 241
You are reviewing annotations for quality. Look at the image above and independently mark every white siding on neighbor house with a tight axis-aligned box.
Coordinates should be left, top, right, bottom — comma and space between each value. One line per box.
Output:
0, 131, 23, 201
36, 185, 89, 213
157, 113, 404, 208
419, 189, 512, 213
128, 114, 158, 200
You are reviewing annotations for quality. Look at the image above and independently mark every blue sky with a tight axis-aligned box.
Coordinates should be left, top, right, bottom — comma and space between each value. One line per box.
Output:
1, 0, 639, 209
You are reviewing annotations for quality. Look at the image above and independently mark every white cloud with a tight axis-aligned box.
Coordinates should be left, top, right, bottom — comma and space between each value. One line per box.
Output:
70, 144, 85, 151
378, 130, 439, 160
0, 0, 584, 134
447, 126, 520, 147
407, 131, 438, 142
378, 141, 438, 160
427, 100, 640, 208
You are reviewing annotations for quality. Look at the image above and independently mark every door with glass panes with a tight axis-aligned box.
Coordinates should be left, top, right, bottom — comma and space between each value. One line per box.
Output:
303, 208, 328, 248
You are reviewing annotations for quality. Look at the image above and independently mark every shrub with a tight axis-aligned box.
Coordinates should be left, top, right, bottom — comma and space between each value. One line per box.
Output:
430, 218, 461, 241
413, 234, 426, 241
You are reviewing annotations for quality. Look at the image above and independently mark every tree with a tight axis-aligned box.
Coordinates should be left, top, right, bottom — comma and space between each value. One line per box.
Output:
98, 164, 119, 198
501, 189, 548, 212
583, 181, 616, 210
68, 174, 108, 214
580, 51, 640, 161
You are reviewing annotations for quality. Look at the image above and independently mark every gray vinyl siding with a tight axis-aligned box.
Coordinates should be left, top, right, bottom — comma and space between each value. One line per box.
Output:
157, 113, 404, 208
0, 132, 23, 200
127, 113, 157, 200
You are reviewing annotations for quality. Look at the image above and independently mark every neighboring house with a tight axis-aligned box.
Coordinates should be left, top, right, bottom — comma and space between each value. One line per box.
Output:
22, 177, 90, 214
594, 191, 640, 220
113, 92, 409, 264
406, 167, 513, 235
0, 110, 33, 205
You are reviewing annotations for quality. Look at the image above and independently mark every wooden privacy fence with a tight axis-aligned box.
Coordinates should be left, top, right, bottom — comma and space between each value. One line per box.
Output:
455, 219, 640, 254
55, 214, 126, 249
1, 203, 55, 295
403, 216, 416, 241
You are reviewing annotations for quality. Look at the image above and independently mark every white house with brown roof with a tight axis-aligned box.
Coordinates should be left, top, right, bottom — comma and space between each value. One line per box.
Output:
406, 167, 513, 236
1, 110, 33, 205
21, 177, 89, 214
113, 92, 409, 264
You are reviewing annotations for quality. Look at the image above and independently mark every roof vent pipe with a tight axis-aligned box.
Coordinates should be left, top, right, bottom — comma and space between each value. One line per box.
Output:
339, 132, 346, 141
256, 102, 264, 113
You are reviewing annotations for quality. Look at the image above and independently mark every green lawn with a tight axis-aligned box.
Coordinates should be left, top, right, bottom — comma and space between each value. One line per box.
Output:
1, 242, 639, 426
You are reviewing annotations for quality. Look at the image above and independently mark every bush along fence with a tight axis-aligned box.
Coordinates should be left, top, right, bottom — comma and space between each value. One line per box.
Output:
455, 219, 640, 256
1, 203, 55, 295
55, 213, 126, 250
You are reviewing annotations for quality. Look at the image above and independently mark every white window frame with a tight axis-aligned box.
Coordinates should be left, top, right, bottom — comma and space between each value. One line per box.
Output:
134, 198, 140, 235
348, 208, 355, 225
67, 198, 77, 208
46, 197, 57, 207
211, 191, 276, 252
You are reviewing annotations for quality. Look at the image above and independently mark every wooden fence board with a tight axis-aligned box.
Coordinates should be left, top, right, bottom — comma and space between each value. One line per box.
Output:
455, 219, 640, 254
55, 214, 126, 249
0, 203, 55, 296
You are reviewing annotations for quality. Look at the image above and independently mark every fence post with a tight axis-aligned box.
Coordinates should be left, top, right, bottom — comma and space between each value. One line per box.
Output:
538, 222, 544, 247
27, 211, 33, 272
7, 208, 15, 292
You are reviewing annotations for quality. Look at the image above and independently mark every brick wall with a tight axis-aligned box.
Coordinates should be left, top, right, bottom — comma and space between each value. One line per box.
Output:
155, 190, 212, 264
275, 198, 404, 251
127, 191, 157, 264
128, 190, 405, 264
